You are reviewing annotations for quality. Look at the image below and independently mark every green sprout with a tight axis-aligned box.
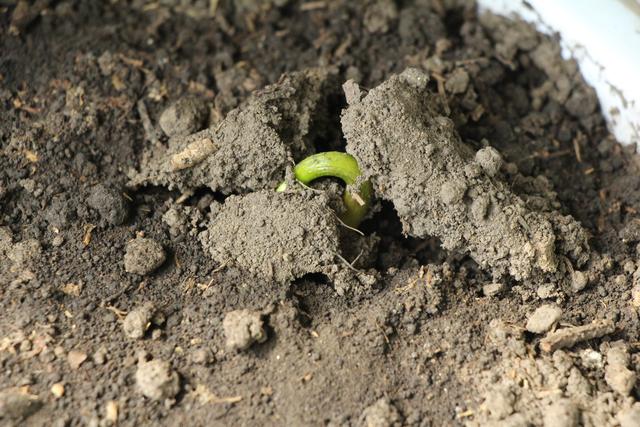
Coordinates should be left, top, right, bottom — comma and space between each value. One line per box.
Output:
276, 152, 372, 228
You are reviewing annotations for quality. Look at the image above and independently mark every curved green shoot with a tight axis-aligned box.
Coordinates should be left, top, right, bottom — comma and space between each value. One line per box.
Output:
276, 152, 372, 228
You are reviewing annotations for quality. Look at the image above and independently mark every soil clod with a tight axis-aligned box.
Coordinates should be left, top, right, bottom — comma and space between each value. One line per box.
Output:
360, 397, 402, 427
124, 237, 166, 275
0, 388, 42, 421
87, 184, 129, 226
2, 1, 638, 425
543, 399, 580, 427
129, 68, 337, 194
200, 190, 341, 285
342, 68, 589, 282
525, 304, 563, 334
223, 309, 267, 351
123, 303, 164, 340
604, 342, 636, 396
618, 404, 640, 427
483, 282, 504, 297
159, 97, 209, 138
135, 359, 181, 401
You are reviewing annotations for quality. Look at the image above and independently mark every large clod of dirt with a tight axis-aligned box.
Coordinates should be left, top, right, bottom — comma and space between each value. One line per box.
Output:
129, 68, 338, 193
342, 68, 589, 281
200, 190, 342, 284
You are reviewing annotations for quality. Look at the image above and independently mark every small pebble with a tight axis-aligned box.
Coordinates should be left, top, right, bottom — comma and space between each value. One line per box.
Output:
343, 80, 362, 105
67, 350, 88, 369
482, 282, 504, 297
526, 304, 562, 334
54, 346, 65, 358
52, 235, 64, 247
93, 347, 108, 365
51, 383, 65, 398
105, 400, 118, 424
124, 237, 166, 275
571, 271, 588, 293
632, 284, 640, 308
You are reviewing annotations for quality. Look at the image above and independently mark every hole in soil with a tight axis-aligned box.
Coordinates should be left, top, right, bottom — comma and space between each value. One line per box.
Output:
312, 91, 348, 153
135, 185, 239, 213
181, 187, 229, 211
276, 1, 298, 19
361, 201, 445, 268
443, 7, 466, 41
131, 185, 180, 208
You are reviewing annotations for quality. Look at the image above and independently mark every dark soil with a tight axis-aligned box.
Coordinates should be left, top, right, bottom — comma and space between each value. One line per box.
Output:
2, 1, 640, 426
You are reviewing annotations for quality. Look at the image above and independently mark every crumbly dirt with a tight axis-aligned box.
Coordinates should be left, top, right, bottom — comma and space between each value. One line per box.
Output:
466, 324, 636, 427
203, 191, 332, 282
128, 67, 337, 194
342, 68, 589, 282
2, 1, 640, 426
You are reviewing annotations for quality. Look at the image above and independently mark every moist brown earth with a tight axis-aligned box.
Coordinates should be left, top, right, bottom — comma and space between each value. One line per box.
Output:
2, 1, 640, 426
